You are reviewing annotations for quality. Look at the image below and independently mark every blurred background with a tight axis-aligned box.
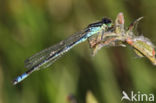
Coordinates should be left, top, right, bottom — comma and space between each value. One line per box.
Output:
0, 0, 156, 103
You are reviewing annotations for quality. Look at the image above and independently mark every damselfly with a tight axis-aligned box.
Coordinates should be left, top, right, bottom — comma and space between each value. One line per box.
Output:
13, 18, 113, 85
91, 13, 156, 65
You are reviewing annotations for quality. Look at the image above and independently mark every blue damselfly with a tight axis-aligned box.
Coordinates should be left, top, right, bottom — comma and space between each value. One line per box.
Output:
13, 18, 113, 85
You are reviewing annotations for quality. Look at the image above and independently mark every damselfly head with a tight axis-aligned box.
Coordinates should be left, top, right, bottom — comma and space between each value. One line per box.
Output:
88, 18, 112, 28
102, 18, 112, 27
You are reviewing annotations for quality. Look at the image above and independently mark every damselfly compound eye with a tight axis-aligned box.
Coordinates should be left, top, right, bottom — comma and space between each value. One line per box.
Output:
102, 18, 112, 24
